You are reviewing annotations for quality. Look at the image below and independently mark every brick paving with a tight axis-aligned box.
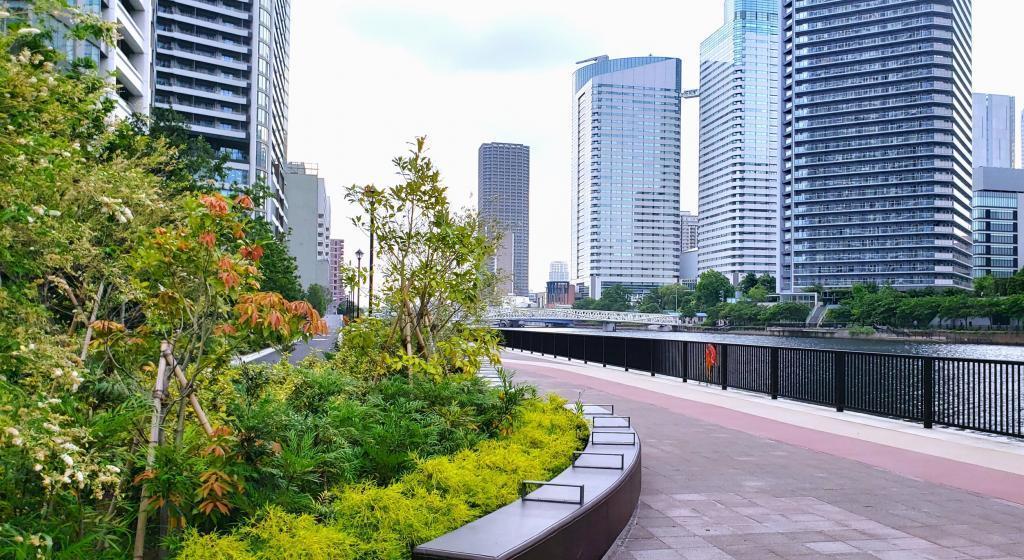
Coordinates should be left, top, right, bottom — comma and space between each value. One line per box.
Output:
503, 352, 1024, 560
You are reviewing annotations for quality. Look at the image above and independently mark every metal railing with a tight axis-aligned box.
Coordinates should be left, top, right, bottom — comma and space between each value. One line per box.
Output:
499, 329, 1024, 439
486, 308, 681, 326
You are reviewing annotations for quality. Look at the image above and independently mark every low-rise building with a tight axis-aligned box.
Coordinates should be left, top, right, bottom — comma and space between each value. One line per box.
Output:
972, 167, 1024, 278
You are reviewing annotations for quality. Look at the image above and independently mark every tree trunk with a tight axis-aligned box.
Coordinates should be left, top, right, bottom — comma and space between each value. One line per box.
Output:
164, 349, 214, 437
79, 280, 105, 361
133, 341, 171, 560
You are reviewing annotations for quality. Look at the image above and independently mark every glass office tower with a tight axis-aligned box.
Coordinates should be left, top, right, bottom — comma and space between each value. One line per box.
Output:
571, 56, 682, 298
972, 93, 1015, 168
778, 0, 974, 292
154, 0, 291, 232
698, 0, 780, 283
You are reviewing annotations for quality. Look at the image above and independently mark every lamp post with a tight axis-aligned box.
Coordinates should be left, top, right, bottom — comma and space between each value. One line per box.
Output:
355, 249, 364, 319
364, 186, 376, 315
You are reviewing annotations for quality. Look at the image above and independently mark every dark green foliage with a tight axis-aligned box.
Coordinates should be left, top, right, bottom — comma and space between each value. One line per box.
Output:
695, 270, 734, 309
715, 301, 811, 326
636, 284, 693, 314
303, 284, 331, 316
827, 282, 1024, 328
248, 219, 302, 301
571, 284, 633, 311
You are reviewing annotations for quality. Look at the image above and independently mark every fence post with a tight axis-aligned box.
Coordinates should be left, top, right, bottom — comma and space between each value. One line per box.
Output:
624, 340, 629, 371
770, 347, 779, 399
602, 336, 606, 368
567, 335, 571, 362
681, 343, 688, 383
834, 353, 846, 413
922, 357, 934, 429
720, 345, 728, 390
650, 341, 655, 376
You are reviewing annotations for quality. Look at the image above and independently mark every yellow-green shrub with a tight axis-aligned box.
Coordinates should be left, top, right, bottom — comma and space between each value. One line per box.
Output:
176, 396, 587, 559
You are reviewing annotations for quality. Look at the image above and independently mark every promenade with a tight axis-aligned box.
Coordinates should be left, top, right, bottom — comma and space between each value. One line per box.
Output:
501, 351, 1024, 560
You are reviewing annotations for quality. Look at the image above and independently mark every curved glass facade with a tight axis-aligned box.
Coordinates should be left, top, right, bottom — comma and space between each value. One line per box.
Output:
779, 0, 973, 291
698, 0, 780, 283
571, 56, 682, 298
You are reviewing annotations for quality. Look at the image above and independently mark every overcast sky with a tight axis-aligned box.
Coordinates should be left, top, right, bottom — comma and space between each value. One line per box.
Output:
289, 0, 1022, 293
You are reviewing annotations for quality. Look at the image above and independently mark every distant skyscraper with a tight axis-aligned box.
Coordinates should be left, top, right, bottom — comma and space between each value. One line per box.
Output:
478, 142, 530, 296
972, 167, 1024, 278
283, 162, 330, 290
329, 239, 345, 304
154, 0, 291, 231
680, 211, 699, 252
571, 55, 682, 298
779, 0, 973, 291
973, 94, 1015, 168
548, 261, 569, 282
697, 0, 779, 284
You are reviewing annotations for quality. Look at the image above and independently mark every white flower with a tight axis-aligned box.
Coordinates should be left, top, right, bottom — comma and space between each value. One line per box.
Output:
46, 210, 61, 217
18, 27, 41, 36
46, 398, 60, 405
32, 205, 45, 215
61, 442, 80, 452
106, 465, 121, 473
4, 427, 19, 437
60, 453, 73, 467
12, 437, 23, 446
0, 10, 11, 18
42, 422, 60, 432
13, 535, 23, 543
52, 368, 63, 378
33, 463, 43, 472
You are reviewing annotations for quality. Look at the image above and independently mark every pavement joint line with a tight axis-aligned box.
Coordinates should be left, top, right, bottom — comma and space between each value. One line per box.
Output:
501, 351, 1024, 477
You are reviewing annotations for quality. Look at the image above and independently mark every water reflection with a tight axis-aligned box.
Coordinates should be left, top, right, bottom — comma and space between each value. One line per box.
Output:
532, 327, 1024, 362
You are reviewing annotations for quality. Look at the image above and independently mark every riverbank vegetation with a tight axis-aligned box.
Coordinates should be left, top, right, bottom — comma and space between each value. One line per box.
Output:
0, 6, 583, 557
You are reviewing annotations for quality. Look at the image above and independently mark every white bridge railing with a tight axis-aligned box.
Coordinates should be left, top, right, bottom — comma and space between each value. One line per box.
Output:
485, 307, 682, 326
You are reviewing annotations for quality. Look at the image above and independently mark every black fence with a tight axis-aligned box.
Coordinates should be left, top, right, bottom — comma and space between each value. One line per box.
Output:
498, 329, 1024, 439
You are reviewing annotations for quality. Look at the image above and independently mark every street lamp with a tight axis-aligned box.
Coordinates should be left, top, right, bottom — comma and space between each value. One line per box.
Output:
355, 249, 364, 319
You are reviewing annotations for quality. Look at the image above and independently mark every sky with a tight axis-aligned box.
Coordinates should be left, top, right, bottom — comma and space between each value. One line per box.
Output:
289, 0, 1024, 294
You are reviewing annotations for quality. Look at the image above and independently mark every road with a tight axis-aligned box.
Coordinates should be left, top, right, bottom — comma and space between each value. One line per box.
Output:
251, 314, 342, 365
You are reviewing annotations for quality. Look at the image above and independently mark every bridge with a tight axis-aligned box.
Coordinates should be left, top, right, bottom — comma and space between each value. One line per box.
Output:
485, 307, 682, 330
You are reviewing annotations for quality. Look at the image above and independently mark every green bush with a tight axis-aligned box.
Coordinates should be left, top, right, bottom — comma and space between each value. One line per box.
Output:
848, 325, 876, 337
177, 397, 587, 559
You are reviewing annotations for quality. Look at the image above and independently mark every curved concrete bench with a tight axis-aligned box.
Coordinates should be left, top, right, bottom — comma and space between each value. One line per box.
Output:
412, 404, 641, 560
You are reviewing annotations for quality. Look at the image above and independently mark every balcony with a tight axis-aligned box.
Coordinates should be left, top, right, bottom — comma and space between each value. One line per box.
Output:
115, 0, 146, 55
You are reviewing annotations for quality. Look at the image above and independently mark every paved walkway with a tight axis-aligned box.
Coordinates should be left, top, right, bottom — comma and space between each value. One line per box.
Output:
252, 314, 342, 365
502, 351, 1024, 560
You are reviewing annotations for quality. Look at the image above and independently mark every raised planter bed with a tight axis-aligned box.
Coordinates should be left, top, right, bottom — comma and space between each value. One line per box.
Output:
412, 403, 641, 560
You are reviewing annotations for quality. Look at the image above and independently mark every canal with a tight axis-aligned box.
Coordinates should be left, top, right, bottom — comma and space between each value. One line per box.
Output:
533, 327, 1024, 362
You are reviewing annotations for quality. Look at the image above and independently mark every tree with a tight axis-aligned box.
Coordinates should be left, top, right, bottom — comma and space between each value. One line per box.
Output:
756, 273, 776, 292
746, 285, 769, 303
573, 297, 597, 310
738, 272, 759, 294
695, 270, 733, 310
304, 283, 331, 316
595, 284, 632, 311
345, 137, 496, 360
248, 219, 302, 301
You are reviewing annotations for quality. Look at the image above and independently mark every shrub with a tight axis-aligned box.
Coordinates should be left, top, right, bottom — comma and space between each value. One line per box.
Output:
177, 397, 586, 559
848, 325, 876, 337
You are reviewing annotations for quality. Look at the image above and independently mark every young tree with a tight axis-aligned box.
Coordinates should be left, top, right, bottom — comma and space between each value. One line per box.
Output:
595, 284, 633, 311
345, 137, 496, 360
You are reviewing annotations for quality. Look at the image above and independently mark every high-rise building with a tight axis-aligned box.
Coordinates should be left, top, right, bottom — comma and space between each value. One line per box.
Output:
680, 211, 699, 252
153, 0, 291, 231
283, 162, 330, 290
30, 0, 154, 117
328, 238, 345, 304
478, 142, 529, 296
778, 0, 974, 292
697, 0, 779, 284
548, 261, 569, 282
973, 93, 1015, 168
571, 55, 682, 298
972, 167, 1024, 278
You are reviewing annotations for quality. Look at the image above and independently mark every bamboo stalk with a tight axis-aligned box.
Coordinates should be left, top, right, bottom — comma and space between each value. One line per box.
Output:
133, 341, 170, 560
162, 349, 214, 437
79, 280, 105, 361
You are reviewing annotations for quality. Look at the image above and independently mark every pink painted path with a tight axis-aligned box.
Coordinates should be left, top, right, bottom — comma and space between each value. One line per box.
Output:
505, 352, 1024, 560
